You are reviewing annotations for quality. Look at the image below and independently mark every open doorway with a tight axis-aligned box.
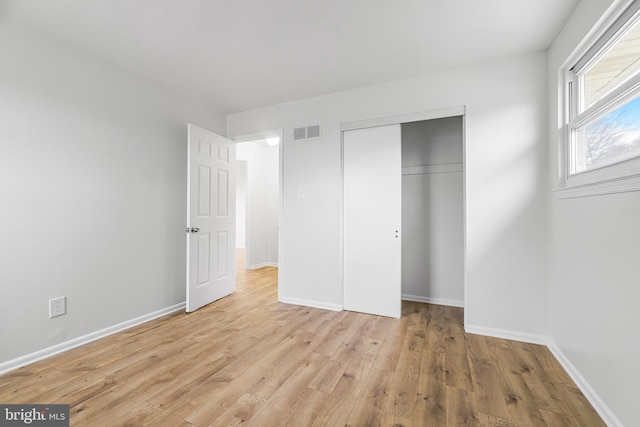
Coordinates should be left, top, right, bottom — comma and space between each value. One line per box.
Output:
235, 137, 280, 271
401, 117, 464, 307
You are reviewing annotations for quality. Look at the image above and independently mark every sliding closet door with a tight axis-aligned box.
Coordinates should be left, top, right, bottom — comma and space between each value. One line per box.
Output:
343, 124, 401, 318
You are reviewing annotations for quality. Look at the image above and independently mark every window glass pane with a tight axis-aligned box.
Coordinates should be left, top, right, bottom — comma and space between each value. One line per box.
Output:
579, 95, 640, 171
582, 17, 640, 110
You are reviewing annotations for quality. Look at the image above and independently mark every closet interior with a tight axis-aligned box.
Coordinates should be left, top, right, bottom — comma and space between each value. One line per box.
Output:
401, 116, 464, 306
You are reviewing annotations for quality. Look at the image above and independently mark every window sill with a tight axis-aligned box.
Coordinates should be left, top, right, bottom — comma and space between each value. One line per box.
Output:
555, 173, 640, 199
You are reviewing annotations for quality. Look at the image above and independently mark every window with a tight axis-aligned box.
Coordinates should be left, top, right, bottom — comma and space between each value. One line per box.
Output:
561, 1, 640, 196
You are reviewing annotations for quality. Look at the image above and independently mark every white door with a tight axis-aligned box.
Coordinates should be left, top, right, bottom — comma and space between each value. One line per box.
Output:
186, 124, 236, 313
343, 124, 402, 318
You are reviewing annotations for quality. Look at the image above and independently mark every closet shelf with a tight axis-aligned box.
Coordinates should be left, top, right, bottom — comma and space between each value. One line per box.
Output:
402, 163, 463, 175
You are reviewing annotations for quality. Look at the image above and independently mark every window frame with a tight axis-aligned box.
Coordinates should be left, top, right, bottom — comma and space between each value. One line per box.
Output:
558, 0, 640, 198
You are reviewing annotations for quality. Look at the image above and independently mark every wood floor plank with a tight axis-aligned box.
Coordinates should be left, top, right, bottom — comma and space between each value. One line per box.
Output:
414, 349, 447, 427
445, 385, 481, 426
364, 314, 395, 341
478, 412, 514, 426
465, 334, 512, 422
510, 341, 576, 416
173, 339, 276, 423
0, 249, 605, 426
387, 319, 425, 420
345, 367, 395, 426
96, 401, 163, 427
314, 312, 368, 359
308, 358, 347, 394
444, 309, 473, 393
539, 408, 583, 427
206, 393, 266, 427
277, 387, 329, 426
499, 385, 544, 426
182, 356, 271, 425
556, 384, 607, 427
144, 351, 237, 417
311, 337, 380, 426
445, 348, 474, 391
310, 368, 360, 426
372, 315, 409, 372
248, 352, 308, 399
136, 411, 197, 427
70, 354, 188, 425
423, 304, 447, 353
242, 353, 327, 427
26, 371, 107, 407
0, 365, 83, 402
528, 342, 575, 385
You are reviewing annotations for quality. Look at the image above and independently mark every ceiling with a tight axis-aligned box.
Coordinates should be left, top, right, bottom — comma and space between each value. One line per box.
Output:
1, 0, 579, 114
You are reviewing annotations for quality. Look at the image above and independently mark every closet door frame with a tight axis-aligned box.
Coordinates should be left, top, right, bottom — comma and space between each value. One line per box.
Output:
340, 105, 466, 319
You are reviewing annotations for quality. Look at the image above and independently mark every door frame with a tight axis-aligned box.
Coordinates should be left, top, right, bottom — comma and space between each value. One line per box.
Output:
340, 105, 467, 318
230, 129, 284, 300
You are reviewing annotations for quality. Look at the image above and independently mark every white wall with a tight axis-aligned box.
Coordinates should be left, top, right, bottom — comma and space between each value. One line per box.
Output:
0, 21, 225, 365
401, 117, 464, 306
228, 52, 549, 333
235, 160, 248, 248
236, 142, 279, 268
547, 0, 638, 425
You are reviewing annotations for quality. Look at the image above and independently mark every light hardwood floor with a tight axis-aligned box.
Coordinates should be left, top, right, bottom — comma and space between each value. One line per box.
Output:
0, 250, 604, 426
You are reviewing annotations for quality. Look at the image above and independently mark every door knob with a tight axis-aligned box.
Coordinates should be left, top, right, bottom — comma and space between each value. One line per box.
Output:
190, 227, 200, 233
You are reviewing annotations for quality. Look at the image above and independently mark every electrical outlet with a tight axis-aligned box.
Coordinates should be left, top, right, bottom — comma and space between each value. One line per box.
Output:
49, 297, 66, 318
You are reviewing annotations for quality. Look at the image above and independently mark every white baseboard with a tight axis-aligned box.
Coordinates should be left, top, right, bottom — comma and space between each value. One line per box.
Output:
546, 341, 622, 427
278, 296, 342, 312
0, 302, 185, 375
464, 323, 548, 346
402, 294, 464, 308
247, 262, 278, 269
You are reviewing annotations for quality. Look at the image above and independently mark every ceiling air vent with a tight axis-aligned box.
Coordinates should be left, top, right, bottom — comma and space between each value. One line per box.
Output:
292, 124, 321, 142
